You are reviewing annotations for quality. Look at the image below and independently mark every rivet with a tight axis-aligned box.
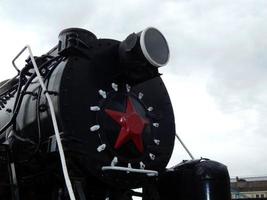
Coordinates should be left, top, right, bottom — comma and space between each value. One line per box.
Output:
98, 89, 107, 99
154, 139, 160, 145
126, 84, 131, 92
138, 92, 144, 99
112, 83, 118, 91
147, 107, 153, 111
90, 106, 100, 111
97, 144, 106, 152
111, 157, 118, 166
149, 153, 156, 160
140, 162, 145, 169
153, 123, 159, 128
90, 125, 100, 132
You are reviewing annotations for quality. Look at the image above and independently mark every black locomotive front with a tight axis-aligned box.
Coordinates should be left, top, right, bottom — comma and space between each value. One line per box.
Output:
0, 28, 231, 200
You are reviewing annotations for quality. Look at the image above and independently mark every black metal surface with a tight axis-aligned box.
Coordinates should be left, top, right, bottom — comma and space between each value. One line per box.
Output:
157, 159, 231, 200
58, 28, 97, 56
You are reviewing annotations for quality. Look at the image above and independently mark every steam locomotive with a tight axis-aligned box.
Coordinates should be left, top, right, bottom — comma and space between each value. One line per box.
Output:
0, 27, 231, 200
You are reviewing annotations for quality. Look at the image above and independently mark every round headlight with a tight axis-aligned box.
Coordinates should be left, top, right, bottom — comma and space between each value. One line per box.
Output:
139, 27, 170, 67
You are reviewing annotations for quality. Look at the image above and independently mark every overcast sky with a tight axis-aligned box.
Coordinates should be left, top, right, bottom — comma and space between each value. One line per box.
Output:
0, 0, 266, 178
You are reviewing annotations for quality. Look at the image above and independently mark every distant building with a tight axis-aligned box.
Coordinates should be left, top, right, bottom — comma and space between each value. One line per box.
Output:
231, 176, 267, 199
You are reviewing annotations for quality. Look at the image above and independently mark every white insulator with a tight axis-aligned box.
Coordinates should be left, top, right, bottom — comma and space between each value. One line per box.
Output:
111, 157, 118, 166
97, 144, 106, 152
149, 153, 156, 160
98, 89, 107, 99
138, 92, 144, 99
90, 125, 100, 132
105, 197, 110, 200
112, 83, 118, 91
153, 123, 159, 128
147, 107, 153, 111
140, 161, 145, 169
90, 106, 100, 111
154, 139, 160, 145
126, 84, 131, 92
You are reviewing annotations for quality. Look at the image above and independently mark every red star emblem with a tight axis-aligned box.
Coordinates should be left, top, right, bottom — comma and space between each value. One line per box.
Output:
105, 97, 149, 153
